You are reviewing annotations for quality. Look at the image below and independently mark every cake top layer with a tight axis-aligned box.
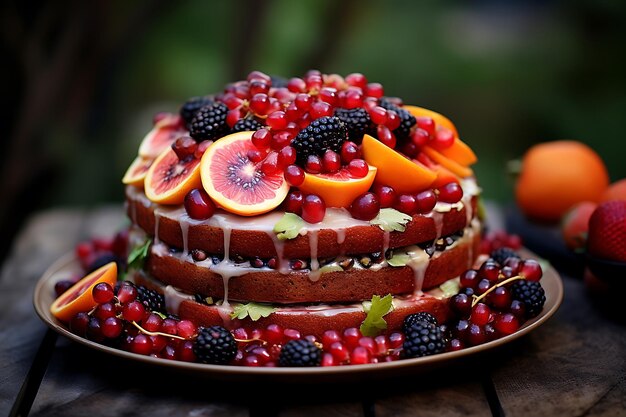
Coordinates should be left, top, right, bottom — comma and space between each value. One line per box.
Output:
122, 70, 478, 226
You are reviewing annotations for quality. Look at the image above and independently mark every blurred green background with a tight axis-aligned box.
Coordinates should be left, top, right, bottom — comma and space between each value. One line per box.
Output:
2, 0, 626, 260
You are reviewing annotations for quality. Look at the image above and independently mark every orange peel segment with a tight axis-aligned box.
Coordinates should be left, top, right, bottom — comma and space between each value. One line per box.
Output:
122, 156, 154, 186
298, 165, 377, 208
404, 105, 477, 166
200, 131, 289, 216
422, 146, 474, 179
361, 134, 436, 194
50, 262, 118, 323
144, 147, 202, 205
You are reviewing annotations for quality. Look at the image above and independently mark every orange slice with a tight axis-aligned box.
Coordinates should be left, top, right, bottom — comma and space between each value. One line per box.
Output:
50, 262, 117, 322
422, 146, 474, 179
200, 131, 289, 216
362, 134, 436, 194
144, 147, 202, 204
122, 156, 154, 186
138, 114, 185, 159
405, 105, 477, 166
298, 165, 377, 208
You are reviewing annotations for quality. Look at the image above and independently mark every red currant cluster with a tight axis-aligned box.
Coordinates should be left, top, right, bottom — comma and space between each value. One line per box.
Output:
447, 252, 545, 350
227, 325, 405, 367
68, 280, 200, 361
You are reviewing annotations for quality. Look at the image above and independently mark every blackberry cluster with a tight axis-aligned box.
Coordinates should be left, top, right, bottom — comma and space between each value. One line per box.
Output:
189, 102, 229, 141
379, 97, 416, 140
402, 312, 438, 333
136, 285, 166, 313
278, 339, 322, 367
490, 247, 520, 266
402, 321, 445, 358
180, 96, 214, 128
511, 280, 546, 318
193, 326, 237, 364
231, 118, 263, 133
291, 116, 347, 165
334, 108, 371, 143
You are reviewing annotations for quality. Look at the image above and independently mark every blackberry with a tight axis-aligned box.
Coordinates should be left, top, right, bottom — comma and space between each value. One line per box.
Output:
402, 321, 446, 358
180, 96, 214, 128
379, 97, 416, 140
510, 280, 546, 318
189, 102, 229, 141
278, 339, 321, 367
193, 326, 237, 364
292, 116, 347, 165
334, 108, 371, 143
231, 118, 263, 133
402, 312, 438, 333
136, 285, 165, 313
490, 247, 521, 266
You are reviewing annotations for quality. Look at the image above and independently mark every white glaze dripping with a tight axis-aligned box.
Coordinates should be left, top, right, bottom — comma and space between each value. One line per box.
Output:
308, 230, 320, 282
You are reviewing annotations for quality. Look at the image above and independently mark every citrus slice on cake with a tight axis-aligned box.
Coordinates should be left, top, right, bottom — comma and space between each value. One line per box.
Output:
122, 156, 154, 186
361, 134, 436, 194
138, 114, 186, 159
144, 146, 202, 204
50, 262, 118, 322
422, 146, 474, 179
298, 165, 377, 208
200, 131, 289, 216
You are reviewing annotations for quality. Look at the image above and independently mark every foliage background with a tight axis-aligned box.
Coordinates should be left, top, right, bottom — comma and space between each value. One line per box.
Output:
2, 0, 625, 260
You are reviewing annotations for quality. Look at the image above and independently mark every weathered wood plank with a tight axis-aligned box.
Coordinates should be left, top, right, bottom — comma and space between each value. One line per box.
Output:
490, 274, 626, 417
0, 209, 87, 416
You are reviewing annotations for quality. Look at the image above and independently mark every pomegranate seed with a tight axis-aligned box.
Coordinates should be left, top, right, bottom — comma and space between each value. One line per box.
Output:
350, 346, 371, 365
509, 300, 526, 319
101, 317, 123, 339
415, 189, 437, 213
171, 136, 198, 160
470, 303, 491, 326
131, 334, 153, 355
318, 87, 338, 106
176, 320, 196, 339
283, 328, 301, 340
284, 165, 305, 187
345, 73, 367, 88
322, 150, 341, 173
432, 127, 455, 150
377, 125, 396, 148
416, 117, 435, 137
295, 93, 312, 110
305, 74, 323, 91
479, 261, 501, 282
93, 302, 116, 320
277, 146, 296, 168
284, 190, 304, 214
247, 149, 265, 163
92, 282, 114, 304
184, 188, 216, 220
287, 77, 306, 93
374, 335, 389, 355
162, 318, 178, 335
394, 194, 417, 215
329, 341, 350, 363
267, 111, 288, 130
322, 330, 342, 347
344, 88, 364, 109
438, 182, 463, 203
519, 259, 543, 281
460, 269, 480, 289
494, 313, 519, 336
310, 101, 333, 119
322, 352, 336, 367
388, 332, 404, 349
122, 301, 145, 322
341, 141, 360, 163
350, 192, 380, 221
411, 128, 430, 147
365, 82, 384, 98
348, 159, 369, 178
305, 155, 322, 174
467, 324, 486, 346
369, 106, 388, 125
115, 282, 137, 304
249, 80, 269, 96
249, 93, 271, 116
270, 130, 294, 150
252, 128, 271, 148
260, 152, 280, 175
301, 194, 326, 223
247, 70, 271, 83
449, 338, 464, 351
195, 140, 212, 159
373, 184, 396, 208
264, 324, 284, 345
490, 286, 512, 310
226, 108, 242, 128
358, 336, 376, 355
142, 313, 163, 333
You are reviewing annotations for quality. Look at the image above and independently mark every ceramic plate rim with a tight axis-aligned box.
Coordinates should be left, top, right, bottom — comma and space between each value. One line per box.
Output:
33, 250, 564, 380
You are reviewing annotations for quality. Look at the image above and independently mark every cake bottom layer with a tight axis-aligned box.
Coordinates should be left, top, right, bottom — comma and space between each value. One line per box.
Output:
133, 273, 454, 339
144, 220, 481, 304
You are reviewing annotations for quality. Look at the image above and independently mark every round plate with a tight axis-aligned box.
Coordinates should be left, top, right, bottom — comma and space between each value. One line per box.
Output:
33, 251, 563, 382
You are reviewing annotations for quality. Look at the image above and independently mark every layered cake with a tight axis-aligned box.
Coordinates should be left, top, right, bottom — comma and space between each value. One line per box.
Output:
121, 70, 482, 338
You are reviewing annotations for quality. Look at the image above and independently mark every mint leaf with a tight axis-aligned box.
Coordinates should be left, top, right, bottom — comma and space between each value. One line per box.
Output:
387, 253, 411, 267
370, 208, 412, 232
230, 302, 276, 321
273, 213, 305, 240
360, 294, 393, 337
127, 238, 152, 272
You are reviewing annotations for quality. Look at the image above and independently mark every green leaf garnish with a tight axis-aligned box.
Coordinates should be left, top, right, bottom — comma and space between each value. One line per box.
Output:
370, 208, 412, 232
127, 238, 152, 272
360, 294, 393, 337
273, 213, 305, 240
230, 302, 276, 321
387, 253, 411, 267
439, 279, 460, 298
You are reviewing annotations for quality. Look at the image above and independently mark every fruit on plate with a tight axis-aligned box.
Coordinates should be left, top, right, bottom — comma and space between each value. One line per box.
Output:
144, 140, 203, 205
50, 261, 118, 322
586, 200, 626, 262
200, 131, 289, 216
122, 156, 154, 186
138, 114, 186, 159
560, 201, 597, 252
514, 140, 609, 223
361, 134, 436, 194
297, 165, 377, 208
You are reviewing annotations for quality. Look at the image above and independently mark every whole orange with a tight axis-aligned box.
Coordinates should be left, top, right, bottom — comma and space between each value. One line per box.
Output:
515, 140, 609, 223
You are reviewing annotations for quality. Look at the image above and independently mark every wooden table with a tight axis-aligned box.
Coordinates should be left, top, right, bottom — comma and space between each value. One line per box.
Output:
1, 205, 625, 417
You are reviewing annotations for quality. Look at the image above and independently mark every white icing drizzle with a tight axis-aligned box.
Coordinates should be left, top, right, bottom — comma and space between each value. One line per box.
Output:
266, 231, 289, 274
164, 285, 193, 314
153, 208, 162, 244
405, 246, 430, 295
179, 219, 190, 258
308, 230, 320, 282
428, 211, 445, 239
382, 230, 391, 257
336, 228, 346, 245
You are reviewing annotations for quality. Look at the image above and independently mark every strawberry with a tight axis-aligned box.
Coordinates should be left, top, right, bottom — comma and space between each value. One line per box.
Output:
586, 200, 626, 262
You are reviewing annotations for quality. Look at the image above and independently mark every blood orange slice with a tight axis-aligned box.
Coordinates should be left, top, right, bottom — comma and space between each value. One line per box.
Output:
298, 165, 377, 208
50, 262, 117, 323
138, 114, 186, 159
122, 156, 153, 186
200, 131, 289, 216
144, 147, 203, 204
